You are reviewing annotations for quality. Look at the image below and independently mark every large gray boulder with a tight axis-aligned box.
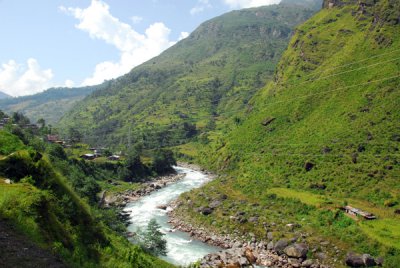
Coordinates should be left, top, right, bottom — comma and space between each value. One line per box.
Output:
345, 253, 366, 267
284, 243, 309, 258
274, 239, 289, 254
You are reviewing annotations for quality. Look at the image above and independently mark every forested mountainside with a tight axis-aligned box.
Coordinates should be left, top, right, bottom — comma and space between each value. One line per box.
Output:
173, 0, 400, 266
58, 2, 319, 149
0, 86, 99, 125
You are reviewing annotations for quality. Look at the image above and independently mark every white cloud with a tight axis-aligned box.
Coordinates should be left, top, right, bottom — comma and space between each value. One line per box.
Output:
0, 58, 54, 97
131, 15, 143, 24
178, 32, 190, 41
223, 0, 281, 8
64, 79, 75, 88
190, 0, 212, 15
61, 0, 182, 86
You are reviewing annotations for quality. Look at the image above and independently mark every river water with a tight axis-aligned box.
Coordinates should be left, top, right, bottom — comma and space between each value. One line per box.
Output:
124, 166, 221, 266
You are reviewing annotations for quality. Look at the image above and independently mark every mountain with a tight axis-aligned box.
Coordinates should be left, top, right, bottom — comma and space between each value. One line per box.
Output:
0, 86, 99, 125
175, 0, 400, 266
59, 2, 320, 148
0, 91, 11, 99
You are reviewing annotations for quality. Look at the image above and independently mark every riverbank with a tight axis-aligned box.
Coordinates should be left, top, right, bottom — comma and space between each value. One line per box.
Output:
101, 172, 186, 207
168, 200, 330, 268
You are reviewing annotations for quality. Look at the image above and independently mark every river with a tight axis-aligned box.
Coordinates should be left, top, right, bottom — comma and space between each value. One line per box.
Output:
124, 166, 221, 266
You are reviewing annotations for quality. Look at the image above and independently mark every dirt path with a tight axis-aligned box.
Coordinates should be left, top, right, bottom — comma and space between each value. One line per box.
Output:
0, 219, 67, 268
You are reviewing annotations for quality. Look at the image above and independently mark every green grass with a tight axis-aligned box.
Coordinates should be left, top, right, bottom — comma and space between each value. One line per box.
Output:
360, 218, 400, 250
0, 130, 26, 155
0, 180, 45, 244
268, 187, 329, 207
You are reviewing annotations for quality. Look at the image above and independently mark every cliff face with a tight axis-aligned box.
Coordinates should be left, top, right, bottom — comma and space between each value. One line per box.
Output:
323, 0, 400, 25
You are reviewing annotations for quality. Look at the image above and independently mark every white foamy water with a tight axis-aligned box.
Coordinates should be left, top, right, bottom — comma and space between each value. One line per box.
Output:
124, 166, 221, 266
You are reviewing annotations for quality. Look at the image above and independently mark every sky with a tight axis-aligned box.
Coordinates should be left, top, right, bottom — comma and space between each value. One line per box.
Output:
0, 0, 281, 97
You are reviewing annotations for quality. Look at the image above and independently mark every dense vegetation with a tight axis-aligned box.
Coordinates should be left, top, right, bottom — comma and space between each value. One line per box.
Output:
173, 0, 400, 267
58, 2, 319, 150
0, 112, 174, 267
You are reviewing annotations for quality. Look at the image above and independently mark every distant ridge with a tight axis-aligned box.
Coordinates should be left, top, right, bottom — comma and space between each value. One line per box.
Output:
0, 86, 100, 124
0, 91, 11, 100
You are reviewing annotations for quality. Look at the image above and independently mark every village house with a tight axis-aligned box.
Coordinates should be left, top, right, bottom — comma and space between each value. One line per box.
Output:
46, 135, 64, 145
80, 154, 96, 160
342, 205, 377, 220
107, 155, 121, 161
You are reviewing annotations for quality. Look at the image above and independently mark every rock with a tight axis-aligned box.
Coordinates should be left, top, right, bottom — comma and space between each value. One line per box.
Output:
245, 248, 257, 263
288, 258, 302, 267
156, 205, 167, 210
261, 117, 276, 126
267, 241, 274, 250
315, 252, 327, 260
233, 241, 242, 248
267, 232, 274, 241
375, 257, 384, 266
302, 259, 314, 267
238, 256, 249, 266
220, 194, 228, 200
200, 207, 213, 215
226, 263, 240, 268
209, 200, 222, 209
345, 253, 365, 267
274, 239, 289, 254
304, 161, 315, 172
249, 216, 259, 223
362, 254, 376, 267
284, 243, 309, 258
4, 179, 12, 184
155, 185, 161, 189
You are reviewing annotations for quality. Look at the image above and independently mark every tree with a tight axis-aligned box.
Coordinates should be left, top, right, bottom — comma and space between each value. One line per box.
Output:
37, 118, 46, 129
119, 144, 147, 181
139, 219, 167, 256
68, 127, 83, 144
152, 149, 176, 174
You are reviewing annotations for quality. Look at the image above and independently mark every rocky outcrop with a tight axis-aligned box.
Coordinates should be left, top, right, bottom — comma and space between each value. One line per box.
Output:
345, 252, 381, 267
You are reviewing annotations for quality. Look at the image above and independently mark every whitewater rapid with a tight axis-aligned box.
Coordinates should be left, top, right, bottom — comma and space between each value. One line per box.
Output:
124, 166, 220, 266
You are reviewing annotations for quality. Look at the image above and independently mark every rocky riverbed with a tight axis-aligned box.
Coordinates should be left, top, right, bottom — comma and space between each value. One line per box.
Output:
167, 201, 330, 268
101, 172, 186, 207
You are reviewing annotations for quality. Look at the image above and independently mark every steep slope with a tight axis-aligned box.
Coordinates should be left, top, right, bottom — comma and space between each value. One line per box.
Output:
59, 3, 319, 149
0, 130, 173, 268
175, 0, 400, 266
0, 86, 100, 125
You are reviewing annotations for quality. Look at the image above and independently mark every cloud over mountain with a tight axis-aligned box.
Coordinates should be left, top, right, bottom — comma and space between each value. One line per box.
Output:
61, 0, 185, 86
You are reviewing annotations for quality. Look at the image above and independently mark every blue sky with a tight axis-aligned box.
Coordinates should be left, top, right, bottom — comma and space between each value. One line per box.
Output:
0, 0, 281, 96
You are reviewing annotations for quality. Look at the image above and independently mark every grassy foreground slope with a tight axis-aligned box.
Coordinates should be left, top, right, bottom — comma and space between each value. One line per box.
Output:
58, 3, 318, 149
0, 131, 173, 268
176, 0, 400, 266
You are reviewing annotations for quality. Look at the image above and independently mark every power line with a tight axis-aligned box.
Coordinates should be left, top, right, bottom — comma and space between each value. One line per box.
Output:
299, 48, 400, 79
292, 56, 400, 87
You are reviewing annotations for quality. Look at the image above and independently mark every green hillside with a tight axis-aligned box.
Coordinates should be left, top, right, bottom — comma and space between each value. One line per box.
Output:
0, 125, 173, 267
58, 3, 318, 149
0, 86, 100, 125
173, 0, 400, 266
